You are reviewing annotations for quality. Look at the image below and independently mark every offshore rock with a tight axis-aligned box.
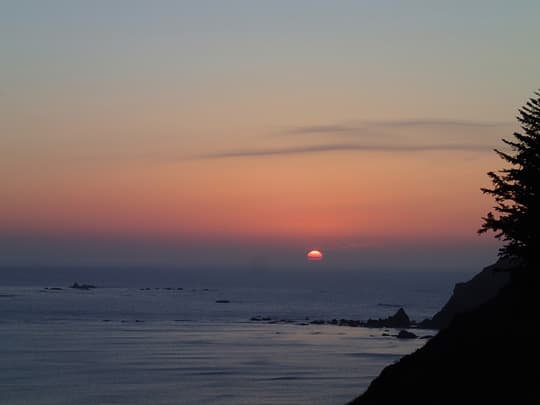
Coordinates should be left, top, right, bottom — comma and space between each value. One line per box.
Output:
397, 330, 417, 339
70, 282, 96, 290
364, 308, 411, 328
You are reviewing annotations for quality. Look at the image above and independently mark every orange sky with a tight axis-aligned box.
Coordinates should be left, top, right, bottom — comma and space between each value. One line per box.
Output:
2, 2, 538, 272
1, 147, 502, 245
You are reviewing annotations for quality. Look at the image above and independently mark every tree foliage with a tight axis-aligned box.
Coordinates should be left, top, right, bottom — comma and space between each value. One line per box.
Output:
479, 90, 540, 266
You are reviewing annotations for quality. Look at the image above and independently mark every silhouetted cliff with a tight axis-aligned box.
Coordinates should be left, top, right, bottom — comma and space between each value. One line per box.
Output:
419, 260, 511, 329
350, 268, 540, 404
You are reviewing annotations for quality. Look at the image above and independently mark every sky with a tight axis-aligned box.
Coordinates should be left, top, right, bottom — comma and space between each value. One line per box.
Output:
1, 1, 539, 281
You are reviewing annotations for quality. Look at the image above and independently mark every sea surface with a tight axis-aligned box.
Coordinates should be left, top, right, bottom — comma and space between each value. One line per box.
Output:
0, 271, 470, 404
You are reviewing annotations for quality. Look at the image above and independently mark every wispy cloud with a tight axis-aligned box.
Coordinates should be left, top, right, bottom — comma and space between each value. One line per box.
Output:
287, 125, 358, 134
194, 118, 511, 160
284, 119, 512, 135
368, 119, 512, 129
197, 142, 493, 160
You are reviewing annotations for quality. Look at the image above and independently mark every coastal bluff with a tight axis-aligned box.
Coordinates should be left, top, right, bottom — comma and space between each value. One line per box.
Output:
349, 261, 539, 404
418, 260, 511, 329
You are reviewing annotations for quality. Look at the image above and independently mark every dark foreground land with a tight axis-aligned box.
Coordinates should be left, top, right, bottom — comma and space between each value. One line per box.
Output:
350, 267, 540, 404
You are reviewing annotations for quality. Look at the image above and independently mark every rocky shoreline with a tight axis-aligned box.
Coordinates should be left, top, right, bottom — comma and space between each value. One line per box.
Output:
250, 307, 435, 339
250, 306, 412, 328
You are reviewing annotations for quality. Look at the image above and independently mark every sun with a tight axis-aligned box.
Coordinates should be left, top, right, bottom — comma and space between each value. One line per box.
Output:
306, 249, 323, 261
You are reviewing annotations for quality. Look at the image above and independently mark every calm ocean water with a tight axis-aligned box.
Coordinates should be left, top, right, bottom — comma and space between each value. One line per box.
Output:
0, 271, 470, 404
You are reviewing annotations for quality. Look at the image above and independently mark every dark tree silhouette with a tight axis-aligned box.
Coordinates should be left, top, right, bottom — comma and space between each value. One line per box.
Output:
479, 90, 540, 266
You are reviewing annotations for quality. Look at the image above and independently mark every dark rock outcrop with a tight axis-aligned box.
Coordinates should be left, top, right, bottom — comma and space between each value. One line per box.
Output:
70, 282, 96, 290
364, 308, 411, 328
396, 330, 417, 339
251, 308, 414, 330
419, 260, 511, 329
250, 316, 272, 321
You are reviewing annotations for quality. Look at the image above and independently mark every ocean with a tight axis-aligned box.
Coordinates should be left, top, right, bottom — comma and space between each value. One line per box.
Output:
0, 270, 470, 404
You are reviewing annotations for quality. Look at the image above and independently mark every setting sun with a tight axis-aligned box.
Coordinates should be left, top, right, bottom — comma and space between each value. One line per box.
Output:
307, 250, 323, 261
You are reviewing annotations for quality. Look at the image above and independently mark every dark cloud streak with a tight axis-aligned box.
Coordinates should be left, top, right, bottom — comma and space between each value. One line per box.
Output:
194, 118, 510, 160
369, 119, 512, 129
288, 125, 358, 134
283, 119, 512, 135
198, 142, 494, 160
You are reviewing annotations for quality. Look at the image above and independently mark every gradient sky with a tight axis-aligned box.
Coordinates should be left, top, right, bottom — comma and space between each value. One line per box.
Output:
1, 1, 539, 280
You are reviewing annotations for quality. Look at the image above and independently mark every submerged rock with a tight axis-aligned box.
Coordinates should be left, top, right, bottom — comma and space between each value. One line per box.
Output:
70, 282, 96, 290
310, 320, 326, 325
250, 316, 272, 321
339, 319, 363, 327
397, 330, 417, 339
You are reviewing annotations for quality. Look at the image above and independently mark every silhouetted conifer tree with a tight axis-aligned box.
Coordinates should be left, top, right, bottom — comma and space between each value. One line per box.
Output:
479, 90, 540, 267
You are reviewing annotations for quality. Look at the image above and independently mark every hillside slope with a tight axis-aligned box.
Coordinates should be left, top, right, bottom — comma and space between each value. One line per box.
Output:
350, 269, 539, 404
